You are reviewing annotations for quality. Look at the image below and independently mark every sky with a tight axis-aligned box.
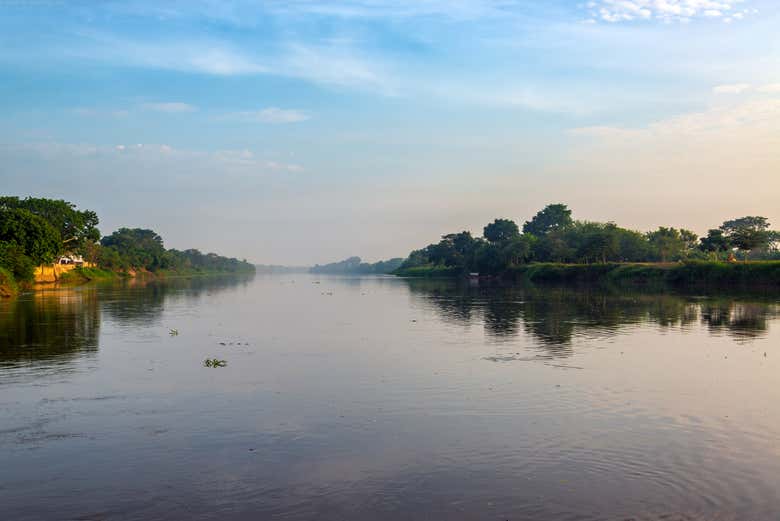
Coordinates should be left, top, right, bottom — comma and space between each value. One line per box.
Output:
1, 0, 779, 265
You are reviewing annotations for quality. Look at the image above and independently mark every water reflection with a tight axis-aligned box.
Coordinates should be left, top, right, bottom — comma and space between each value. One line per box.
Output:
0, 288, 100, 368
0, 273, 255, 369
404, 279, 780, 349
100, 273, 255, 326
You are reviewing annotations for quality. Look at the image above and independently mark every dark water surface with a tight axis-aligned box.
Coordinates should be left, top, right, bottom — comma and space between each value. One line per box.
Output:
2, 274, 780, 520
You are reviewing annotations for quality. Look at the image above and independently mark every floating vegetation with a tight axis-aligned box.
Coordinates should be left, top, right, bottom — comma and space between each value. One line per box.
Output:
169, 328, 179, 336
203, 358, 227, 368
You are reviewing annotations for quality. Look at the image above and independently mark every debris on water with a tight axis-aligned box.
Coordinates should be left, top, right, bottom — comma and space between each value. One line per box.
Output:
203, 358, 227, 368
219, 342, 226, 346
169, 328, 179, 336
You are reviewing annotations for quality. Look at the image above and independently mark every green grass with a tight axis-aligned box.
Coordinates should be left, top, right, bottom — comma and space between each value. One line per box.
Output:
393, 265, 463, 278
506, 261, 780, 289
59, 267, 119, 284
395, 261, 780, 289
0, 266, 19, 297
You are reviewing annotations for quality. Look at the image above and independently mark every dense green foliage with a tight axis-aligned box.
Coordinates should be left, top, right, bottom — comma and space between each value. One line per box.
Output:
99, 228, 254, 273
0, 196, 254, 289
503, 261, 780, 289
0, 266, 18, 297
310, 256, 404, 275
0, 196, 100, 252
0, 208, 63, 280
397, 204, 780, 277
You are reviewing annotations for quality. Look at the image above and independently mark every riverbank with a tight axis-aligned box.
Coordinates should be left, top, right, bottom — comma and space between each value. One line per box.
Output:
54, 266, 256, 286
0, 267, 18, 298
395, 261, 780, 289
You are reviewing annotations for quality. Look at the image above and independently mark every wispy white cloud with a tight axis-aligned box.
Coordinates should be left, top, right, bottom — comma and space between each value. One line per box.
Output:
757, 83, 780, 93
3, 141, 304, 175
267, 0, 519, 20
584, 0, 757, 23
570, 98, 780, 138
70, 107, 129, 118
141, 101, 197, 113
231, 107, 310, 123
713, 83, 751, 94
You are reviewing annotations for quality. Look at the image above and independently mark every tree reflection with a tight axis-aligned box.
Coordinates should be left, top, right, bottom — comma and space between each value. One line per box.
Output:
403, 279, 780, 353
0, 273, 256, 368
0, 288, 100, 367
100, 273, 255, 326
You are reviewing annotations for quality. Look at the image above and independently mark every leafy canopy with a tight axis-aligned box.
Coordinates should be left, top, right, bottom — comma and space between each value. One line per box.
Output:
0, 196, 99, 252
522, 204, 573, 237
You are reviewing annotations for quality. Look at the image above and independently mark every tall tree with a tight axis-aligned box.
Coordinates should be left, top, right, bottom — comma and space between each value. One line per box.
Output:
0, 197, 99, 253
483, 219, 520, 244
699, 229, 731, 255
719, 216, 772, 260
523, 204, 573, 237
647, 227, 685, 262
0, 208, 62, 278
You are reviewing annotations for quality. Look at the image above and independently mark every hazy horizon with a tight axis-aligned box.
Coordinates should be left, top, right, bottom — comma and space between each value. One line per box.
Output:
2, 1, 779, 265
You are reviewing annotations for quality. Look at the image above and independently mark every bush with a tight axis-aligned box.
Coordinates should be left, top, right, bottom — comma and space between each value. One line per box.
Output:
0, 242, 36, 282
0, 266, 18, 297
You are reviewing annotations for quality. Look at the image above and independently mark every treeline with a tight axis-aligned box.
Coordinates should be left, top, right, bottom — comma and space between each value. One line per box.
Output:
0, 196, 254, 286
310, 256, 404, 275
398, 204, 780, 276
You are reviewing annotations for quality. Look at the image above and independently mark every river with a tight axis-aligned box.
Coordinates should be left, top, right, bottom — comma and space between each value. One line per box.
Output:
1, 273, 779, 520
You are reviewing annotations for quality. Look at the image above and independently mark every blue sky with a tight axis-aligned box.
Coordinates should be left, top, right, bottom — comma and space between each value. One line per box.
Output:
2, 0, 779, 264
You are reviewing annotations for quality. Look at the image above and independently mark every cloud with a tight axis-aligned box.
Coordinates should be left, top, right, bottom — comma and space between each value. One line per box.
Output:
563, 98, 780, 232
3, 141, 303, 175
585, 0, 756, 23
141, 101, 197, 113
757, 83, 780, 93
571, 98, 780, 138
232, 107, 310, 123
713, 83, 751, 94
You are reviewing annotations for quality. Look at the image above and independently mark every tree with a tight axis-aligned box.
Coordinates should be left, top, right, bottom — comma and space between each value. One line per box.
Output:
502, 234, 535, 265
523, 204, 573, 237
576, 222, 620, 263
0, 197, 99, 254
699, 229, 731, 256
719, 216, 772, 260
101, 228, 167, 270
647, 227, 686, 262
483, 219, 520, 244
0, 208, 62, 277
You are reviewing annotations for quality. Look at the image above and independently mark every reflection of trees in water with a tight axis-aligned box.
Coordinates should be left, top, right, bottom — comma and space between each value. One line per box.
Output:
403, 279, 779, 351
700, 301, 778, 341
0, 288, 100, 366
0, 274, 256, 367
100, 273, 255, 326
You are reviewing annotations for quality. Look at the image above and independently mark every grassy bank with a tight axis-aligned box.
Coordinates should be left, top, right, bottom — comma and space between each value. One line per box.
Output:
58, 267, 121, 284
0, 266, 19, 297
56, 266, 255, 285
154, 267, 256, 278
509, 262, 780, 289
396, 261, 780, 289
393, 265, 463, 278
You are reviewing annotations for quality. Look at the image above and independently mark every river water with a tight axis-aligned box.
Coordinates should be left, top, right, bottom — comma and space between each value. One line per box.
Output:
1, 273, 779, 520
